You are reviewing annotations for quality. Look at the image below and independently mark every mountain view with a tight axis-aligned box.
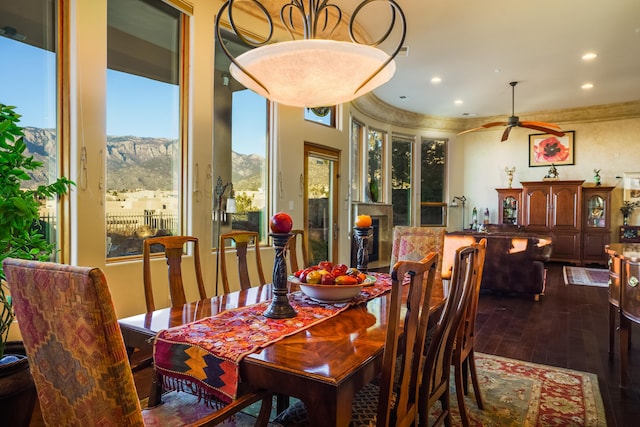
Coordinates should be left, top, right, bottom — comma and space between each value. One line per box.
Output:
21, 127, 264, 191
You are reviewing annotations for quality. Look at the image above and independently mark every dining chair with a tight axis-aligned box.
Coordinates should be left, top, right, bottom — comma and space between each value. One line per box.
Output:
219, 230, 266, 294
418, 244, 477, 427
3, 257, 273, 427
451, 238, 487, 426
273, 252, 439, 426
286, 229, 308, 274
142, 235, 207, 312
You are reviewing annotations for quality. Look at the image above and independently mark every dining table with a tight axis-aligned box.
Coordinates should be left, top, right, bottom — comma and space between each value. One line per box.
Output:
118, 272, 444, 427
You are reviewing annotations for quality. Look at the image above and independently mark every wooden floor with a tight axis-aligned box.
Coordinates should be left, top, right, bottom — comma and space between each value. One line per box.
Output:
475, 261, 640, 427
30, 262, 640, 426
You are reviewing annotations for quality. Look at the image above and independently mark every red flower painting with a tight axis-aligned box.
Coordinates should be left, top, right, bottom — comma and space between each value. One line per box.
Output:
533, 136, 570, 163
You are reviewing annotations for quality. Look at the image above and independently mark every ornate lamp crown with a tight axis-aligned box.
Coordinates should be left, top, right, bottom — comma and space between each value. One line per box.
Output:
215, 0, 406, 108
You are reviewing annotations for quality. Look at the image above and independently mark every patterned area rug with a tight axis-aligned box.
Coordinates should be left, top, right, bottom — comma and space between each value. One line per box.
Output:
219, 353, 607, 426
563, 266, 609, 287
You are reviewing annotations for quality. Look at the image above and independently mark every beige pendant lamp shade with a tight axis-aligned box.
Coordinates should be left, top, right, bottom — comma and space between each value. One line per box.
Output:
216, 0, 406, 108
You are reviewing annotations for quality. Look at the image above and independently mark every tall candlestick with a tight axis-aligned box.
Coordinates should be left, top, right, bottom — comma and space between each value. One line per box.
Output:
263, 232, 297, 318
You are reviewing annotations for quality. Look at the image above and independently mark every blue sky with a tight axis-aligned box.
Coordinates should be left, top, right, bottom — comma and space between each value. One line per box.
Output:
1, 36, 265, 156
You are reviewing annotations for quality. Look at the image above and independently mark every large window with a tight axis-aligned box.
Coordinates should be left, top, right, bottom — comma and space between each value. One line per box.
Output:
391, 135, 413, 226
420, 138, 447, 226
105, 0, 185, 258
367, 128, 385, 203
0, 0, 61, 258
214, 32, 269, 247
350, 119, 364, 202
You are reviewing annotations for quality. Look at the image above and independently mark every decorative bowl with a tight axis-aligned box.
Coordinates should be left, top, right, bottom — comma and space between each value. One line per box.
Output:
288, 275, 376, 303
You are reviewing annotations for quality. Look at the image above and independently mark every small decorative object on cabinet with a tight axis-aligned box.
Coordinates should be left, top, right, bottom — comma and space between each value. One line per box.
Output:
581, 186, 614, 264
496, 188, 522, 225
620, 226, 640, 243
505, 166, 516, 188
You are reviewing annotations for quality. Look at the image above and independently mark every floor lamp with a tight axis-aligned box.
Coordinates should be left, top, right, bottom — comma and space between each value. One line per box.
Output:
214, 176, 235, 296
451, 196, 467, 230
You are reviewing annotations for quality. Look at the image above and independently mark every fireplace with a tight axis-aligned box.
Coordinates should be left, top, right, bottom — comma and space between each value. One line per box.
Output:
351, 203, 393, 270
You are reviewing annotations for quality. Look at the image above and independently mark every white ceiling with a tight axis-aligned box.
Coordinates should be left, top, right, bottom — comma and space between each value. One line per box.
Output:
369, 0, 640, 119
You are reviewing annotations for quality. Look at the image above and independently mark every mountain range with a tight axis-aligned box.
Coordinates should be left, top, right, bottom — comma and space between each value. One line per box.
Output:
21, 127, 264, 191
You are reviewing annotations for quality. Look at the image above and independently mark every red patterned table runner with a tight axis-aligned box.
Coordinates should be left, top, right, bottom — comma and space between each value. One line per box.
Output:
153, 272, 394, 404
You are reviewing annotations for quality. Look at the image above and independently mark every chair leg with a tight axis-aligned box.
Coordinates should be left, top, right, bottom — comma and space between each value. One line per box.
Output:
461, 358, 469, 395
255, 393, 274, 427
468, 350, 484, 409
276, 393, 289, 413
454, 358, 470, 427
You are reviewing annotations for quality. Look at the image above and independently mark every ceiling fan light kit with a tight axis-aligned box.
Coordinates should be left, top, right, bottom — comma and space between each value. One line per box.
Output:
459, 81, 565, 142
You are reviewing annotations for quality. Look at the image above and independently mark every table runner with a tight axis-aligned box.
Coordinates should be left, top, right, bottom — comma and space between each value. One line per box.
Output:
153, 272, 394, 405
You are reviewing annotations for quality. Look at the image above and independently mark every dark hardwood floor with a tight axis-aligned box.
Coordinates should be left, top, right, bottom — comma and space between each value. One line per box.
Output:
475, 261, 640, 427
30, 261, 640, 426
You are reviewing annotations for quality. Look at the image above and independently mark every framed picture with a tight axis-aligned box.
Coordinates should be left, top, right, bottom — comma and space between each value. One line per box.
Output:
623, 172, 640, 203
529, 131, 575, 167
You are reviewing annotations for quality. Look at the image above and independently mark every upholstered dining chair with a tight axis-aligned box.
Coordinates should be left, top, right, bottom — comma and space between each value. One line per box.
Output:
143, 235, 207, 312
418, 244, 478, 427
219, 230, 266, 294
451, 238, 487, 426
273, 252, 439, 426
286, 229, 308, 274
3, 258, 273, 427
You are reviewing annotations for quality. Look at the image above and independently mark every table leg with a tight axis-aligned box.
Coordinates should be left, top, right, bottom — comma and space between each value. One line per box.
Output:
147, 371, 164, 407
304, 388, 354, 427
620, 314, 630, 388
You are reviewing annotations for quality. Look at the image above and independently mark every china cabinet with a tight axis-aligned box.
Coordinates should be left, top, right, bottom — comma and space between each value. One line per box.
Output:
496, 188, 522, 225
521, 180, 584, 263
582, 186, 614, 264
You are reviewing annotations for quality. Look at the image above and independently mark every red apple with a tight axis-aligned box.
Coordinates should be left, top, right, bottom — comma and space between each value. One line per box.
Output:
270, 212, 293, 233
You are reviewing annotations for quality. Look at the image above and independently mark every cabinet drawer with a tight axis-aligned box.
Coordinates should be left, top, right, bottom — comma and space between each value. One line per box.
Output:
621, 260, 640, 323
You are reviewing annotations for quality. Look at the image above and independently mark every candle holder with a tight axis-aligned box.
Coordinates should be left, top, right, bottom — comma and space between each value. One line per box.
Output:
263, 232, 297, 319
354, 226, 372, 272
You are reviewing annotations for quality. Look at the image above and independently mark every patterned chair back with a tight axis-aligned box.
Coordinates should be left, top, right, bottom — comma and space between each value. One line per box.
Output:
3, 258, 145, 426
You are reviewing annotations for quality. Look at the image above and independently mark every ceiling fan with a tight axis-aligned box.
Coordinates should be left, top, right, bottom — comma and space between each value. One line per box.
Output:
458, 81, 565, 142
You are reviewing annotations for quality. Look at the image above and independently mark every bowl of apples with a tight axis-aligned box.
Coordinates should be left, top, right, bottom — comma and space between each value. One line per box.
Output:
289, 262, 375, 303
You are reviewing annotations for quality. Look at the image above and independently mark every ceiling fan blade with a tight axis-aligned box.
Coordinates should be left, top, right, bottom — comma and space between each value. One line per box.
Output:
520, 123, 565, 137
482, 121, 508, 128
458, 121, 507, 136
501, 126, 513, 142
521, 121, 562, 130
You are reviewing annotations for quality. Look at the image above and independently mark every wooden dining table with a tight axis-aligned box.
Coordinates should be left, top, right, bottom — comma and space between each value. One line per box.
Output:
118, 276, 444, 427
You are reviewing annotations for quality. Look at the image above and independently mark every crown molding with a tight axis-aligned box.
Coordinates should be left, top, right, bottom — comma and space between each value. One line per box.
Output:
352, 94, 640, 132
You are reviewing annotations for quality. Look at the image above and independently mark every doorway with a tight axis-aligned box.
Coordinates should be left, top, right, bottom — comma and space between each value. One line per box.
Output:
304, 143, 340, 265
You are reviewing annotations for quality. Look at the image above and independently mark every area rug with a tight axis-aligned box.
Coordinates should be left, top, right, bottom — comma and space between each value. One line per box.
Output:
225, 353, 607, 426
563, 266, 609, 287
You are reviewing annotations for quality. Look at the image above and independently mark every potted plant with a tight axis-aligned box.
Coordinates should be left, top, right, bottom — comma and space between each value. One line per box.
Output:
0, 103, 74, 426
620, 201, 640, 226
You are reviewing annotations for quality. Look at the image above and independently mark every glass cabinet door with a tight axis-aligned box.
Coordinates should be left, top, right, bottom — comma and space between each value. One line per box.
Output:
502, 196, 518, 224
587, 195, 606, 227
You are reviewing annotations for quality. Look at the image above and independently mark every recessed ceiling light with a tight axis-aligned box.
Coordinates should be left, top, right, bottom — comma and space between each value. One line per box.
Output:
494, 68, 501, 73
581, 83, 594, 90
431, 77, 442, 84
582, 52, 597, 61
454, 99, 463, 105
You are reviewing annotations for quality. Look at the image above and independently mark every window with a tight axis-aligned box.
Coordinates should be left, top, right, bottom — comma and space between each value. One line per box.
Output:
106, 0, 185, 258
214, 32, 269, 247
391, 135, 413, 226
420, 138, 447, 226
350, 119, 364, 202
367, 128, 385, 203
0, 0, 61, 259
304, 107, 335, 127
